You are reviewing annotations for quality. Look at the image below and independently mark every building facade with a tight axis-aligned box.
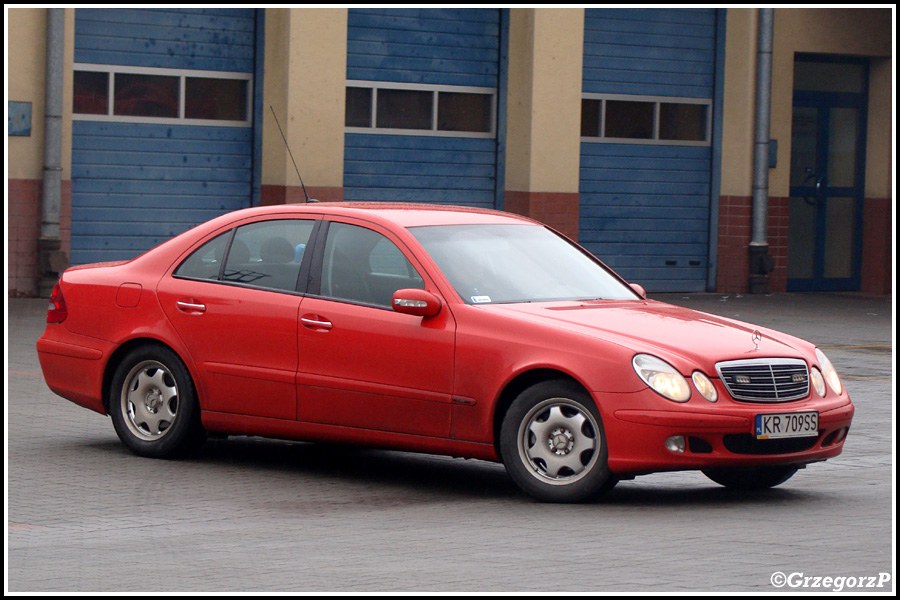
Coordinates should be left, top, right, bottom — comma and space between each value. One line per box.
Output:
7, 7, 893, 297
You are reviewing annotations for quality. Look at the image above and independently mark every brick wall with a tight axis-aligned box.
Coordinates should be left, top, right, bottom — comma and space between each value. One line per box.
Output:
861, 198, 892, 296
8, 180, 41, 297
716, 196, 789, 294
504, 191, 581, 241
8, 179, 71, 297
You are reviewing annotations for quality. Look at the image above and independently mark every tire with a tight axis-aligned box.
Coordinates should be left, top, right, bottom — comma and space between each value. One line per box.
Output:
702, 465, 799, 490
500, 380, 617, 503
109, 345, 205, 458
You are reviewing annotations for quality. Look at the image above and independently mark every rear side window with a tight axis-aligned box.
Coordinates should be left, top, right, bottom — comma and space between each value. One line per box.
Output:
174, 219, 316, 292
173, 232, 230, 281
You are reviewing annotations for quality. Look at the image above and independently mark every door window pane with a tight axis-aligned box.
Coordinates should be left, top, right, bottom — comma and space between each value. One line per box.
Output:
823, 197, 855, 279
437, 92, 492, 133
581, 99, 601, 137
222, 220, 315, 291
794, 60, 866, 93
787, 197, 817, 280
790, 107, 819, 187
827, 108, 859, 188
73, 71, 109, 115
345, 86, 373, 127
322, 223, 423, 306
114, 73, 179, 118
185, 77, 248, 121
604, 100, 654, 139
376, 89, 433, 130
659, 103, 708, 141
174, 232, 231, 281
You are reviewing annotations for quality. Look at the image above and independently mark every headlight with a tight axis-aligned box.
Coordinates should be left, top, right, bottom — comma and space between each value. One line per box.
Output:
815, 348, 842, 395
692, 371, 718, 402
633, 354, 691, 402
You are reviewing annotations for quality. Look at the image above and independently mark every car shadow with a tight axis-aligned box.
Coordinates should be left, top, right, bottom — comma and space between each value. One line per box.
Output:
601, 479, 820, 507
67, 436, 824, 506
197, 436, 821, 506
197, 436, 517, 501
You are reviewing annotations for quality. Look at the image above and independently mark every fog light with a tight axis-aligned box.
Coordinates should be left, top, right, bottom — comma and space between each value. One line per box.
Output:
665, 435, 686, 453
810, 367, 826, 397
692, 371, 718, 402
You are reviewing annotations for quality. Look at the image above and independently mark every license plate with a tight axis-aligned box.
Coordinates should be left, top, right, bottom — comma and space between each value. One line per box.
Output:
755, 411, 819, 439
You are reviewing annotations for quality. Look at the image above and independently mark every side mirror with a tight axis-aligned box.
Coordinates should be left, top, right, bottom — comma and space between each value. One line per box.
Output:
629, 283, 647, 299
391, 289, 442, 318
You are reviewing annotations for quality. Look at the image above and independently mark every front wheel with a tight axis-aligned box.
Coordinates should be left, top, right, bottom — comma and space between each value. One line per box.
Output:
109, 345, 205, 458
702, 465, 799, 490
500, 380, 617, 503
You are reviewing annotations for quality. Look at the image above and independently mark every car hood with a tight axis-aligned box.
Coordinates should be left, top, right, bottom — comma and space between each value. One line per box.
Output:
482, 299, 812, 374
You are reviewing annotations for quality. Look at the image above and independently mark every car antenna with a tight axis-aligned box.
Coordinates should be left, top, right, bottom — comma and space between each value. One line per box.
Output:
269, 106, 318, 203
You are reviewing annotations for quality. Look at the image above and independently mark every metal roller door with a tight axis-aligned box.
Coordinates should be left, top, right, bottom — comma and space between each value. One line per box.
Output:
344, 8, 502, 208
580, 8, 719, 292
71, 8, 258, 265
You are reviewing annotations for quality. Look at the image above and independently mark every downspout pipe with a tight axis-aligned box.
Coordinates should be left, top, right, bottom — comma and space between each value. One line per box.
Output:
39, 8, 67, 297
749, 7, 775, 294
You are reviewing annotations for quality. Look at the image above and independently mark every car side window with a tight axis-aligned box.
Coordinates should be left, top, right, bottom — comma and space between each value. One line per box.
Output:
221, 220, 315, 292
320, 222, 424, 307
173, 232, 230, 280
174, 219, 315, 292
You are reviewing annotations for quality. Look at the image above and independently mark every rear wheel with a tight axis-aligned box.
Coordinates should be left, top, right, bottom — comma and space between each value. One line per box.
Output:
702, 465, 799, 490
500, 380, 617, 503
109, 345, 205, 458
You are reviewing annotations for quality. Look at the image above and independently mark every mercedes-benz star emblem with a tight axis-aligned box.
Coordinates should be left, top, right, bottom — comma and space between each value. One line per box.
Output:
752, 330, 762, 351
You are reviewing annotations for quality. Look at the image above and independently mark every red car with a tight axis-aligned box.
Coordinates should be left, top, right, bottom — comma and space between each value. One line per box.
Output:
37, 203, 854, 502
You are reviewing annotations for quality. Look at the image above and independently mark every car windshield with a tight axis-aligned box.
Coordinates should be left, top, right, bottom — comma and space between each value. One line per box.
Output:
410, 223, 638, 304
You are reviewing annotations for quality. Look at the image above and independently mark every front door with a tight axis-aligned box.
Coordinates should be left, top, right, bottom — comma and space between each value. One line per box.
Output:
296, 219, 456, 438
787, 56, 867, 291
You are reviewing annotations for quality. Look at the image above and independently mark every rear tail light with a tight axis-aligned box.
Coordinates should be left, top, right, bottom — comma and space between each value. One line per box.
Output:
47, 282, 68, 323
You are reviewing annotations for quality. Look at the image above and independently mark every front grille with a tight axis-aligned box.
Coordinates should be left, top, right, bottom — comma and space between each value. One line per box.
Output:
716, 358, 809, 402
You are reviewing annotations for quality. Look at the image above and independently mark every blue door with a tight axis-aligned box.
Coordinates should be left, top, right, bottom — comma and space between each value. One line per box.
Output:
579, 8, 721, 293
343, 9, 503, 208
71, 8, 259, 265
787, 57, 868, 292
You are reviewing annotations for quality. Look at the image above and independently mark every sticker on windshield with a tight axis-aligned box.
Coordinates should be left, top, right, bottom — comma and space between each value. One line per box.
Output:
471, 296, 492, 304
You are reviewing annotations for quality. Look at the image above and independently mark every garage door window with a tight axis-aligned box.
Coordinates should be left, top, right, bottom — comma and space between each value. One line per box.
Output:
346, 81, 495, 138
74, 64, 252, 127
582, 94, 711, 145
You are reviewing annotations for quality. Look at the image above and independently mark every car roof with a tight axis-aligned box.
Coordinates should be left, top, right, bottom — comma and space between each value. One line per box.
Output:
230, 202, 536, 229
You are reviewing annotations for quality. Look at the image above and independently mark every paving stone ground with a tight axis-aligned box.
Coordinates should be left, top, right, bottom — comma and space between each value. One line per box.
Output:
6, 293, 895, 593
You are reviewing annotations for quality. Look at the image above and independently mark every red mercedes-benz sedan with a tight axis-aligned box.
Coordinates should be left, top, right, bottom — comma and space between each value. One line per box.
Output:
37, 203, 853, 502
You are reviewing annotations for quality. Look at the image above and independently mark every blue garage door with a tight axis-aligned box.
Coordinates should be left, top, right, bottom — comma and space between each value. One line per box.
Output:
71, 8, 258, 265
344, 8, 501, 207
580, 8, 719, 292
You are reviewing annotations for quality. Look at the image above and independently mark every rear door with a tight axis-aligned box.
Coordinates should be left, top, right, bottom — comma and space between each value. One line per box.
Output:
158, 216, 318, 420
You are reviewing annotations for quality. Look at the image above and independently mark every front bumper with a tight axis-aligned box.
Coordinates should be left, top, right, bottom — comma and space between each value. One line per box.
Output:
599, 389, 854, 476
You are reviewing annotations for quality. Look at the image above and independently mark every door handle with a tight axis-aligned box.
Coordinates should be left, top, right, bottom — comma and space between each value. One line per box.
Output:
815, 174, 826, 193
176, 299, 207, 313
301, 314, 332, 331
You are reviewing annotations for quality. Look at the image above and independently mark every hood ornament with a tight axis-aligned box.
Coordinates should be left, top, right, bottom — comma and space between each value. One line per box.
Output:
752, 330, 762, 351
